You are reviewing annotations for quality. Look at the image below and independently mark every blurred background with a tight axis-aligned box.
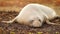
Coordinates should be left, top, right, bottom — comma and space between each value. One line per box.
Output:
0, 0, 60, 14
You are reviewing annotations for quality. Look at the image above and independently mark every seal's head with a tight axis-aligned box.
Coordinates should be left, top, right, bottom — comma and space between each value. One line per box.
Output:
29, 18, 43, 27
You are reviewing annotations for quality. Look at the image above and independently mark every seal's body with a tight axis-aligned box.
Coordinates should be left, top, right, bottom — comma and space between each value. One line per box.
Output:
2, 4, 60, 27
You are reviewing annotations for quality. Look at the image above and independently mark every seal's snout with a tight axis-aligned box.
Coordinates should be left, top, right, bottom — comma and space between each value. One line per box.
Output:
30, 19, 42, 27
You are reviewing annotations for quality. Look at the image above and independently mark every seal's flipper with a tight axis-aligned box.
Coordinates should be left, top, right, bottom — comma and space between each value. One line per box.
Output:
1, 20, 13, 23
1, 17, 17, 23
46, 20, 60, 25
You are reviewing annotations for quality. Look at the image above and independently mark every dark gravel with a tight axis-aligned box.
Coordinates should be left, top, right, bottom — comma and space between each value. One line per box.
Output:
0, 11, 60, 34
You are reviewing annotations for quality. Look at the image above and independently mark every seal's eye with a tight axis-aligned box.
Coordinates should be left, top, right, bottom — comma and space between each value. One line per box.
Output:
30, 20, 34, 23
38, 19, 41, 22
29, 20, 34, 27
